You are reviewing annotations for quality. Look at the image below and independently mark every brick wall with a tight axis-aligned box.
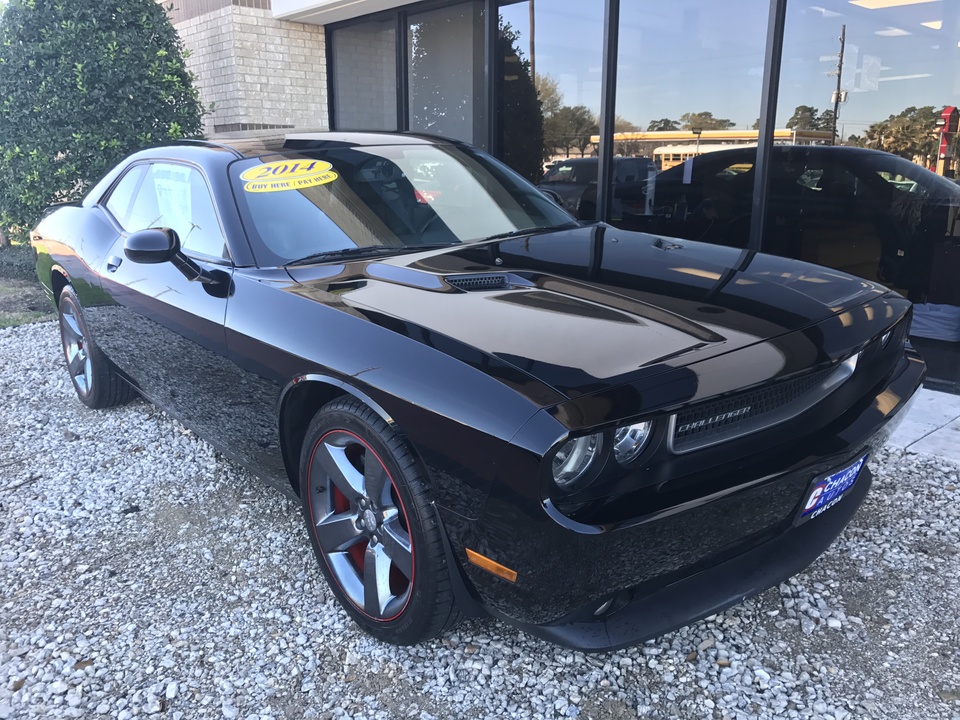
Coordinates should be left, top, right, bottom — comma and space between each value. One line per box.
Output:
173, 4, 328, 138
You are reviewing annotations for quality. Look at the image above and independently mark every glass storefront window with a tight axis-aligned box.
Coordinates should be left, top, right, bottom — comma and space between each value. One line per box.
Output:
497, 0, 605, 183
331, 18, 398, 131
407, 3, 486, 146
610, 0, 768, 237
779, 0, 960, 388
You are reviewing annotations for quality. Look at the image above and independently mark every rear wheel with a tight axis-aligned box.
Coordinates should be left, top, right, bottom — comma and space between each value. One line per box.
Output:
57, 286, 134, 409
299, 397, 459, 644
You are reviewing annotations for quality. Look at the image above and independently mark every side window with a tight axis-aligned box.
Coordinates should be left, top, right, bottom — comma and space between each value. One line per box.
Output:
716, 162, 753, 180
104, 165, 147, 228
117, 163, 228, 260
812, 165, 859, 197
543, 164, 575, 183
874, 171, 924, 196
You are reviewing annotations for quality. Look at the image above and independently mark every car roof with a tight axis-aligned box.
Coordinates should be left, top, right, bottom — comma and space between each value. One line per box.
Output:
283, 131, 463, 151
83, 132, 468, 200
549, 156, 653, 165
120, 132, 465, 164
673, 144, 903, 162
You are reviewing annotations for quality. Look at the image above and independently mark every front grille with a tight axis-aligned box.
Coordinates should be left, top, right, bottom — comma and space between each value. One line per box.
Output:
446, 274, 509, 291
671, 360, 853, 454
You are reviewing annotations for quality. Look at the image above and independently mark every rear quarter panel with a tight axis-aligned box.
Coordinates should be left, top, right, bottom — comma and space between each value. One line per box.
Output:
32, 206, 117, 306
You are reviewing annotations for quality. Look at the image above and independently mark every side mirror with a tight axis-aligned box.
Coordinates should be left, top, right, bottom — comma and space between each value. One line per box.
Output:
124, 228, 180, 264
124, 227, 227, 293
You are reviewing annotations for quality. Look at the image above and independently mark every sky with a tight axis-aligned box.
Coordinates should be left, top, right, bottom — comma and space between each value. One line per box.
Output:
500, 0, 959, 137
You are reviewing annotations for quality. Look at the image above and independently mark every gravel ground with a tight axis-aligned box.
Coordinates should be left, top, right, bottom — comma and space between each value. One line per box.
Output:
1, 320, 959, 720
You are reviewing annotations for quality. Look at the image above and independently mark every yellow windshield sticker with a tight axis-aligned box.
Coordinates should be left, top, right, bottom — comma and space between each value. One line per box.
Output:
240, 160, 338, 193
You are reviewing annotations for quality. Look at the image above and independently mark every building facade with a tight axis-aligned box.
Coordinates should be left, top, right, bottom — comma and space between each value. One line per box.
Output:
167, 0, 960, 390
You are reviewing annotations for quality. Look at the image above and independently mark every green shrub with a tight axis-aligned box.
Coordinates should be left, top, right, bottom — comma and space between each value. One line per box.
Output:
0, 0, 204, 237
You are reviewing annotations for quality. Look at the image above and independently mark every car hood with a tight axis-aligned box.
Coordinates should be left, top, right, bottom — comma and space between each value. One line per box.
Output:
286, 225, 888, 401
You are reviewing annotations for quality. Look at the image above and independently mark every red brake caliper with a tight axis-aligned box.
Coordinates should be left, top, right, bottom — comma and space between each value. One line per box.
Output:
333, 485, 367, 570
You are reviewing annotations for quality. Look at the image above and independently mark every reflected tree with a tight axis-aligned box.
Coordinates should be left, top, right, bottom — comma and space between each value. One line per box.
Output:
864, 106, 939, 162
614, 116, 642, 156
545, 105, 599, 159
786, 105, 820, 130
647, 118, 680, 132
535, 73, 563, 118
679, 111, 735, 130
497, 21, 543, 182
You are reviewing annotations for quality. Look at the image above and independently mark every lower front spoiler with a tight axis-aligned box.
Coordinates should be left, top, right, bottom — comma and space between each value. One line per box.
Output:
498, 466, 873, 653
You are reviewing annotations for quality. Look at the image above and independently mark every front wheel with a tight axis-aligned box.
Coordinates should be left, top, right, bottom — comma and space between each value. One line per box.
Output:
299, 397, 459, 645
57, 286, 134, 409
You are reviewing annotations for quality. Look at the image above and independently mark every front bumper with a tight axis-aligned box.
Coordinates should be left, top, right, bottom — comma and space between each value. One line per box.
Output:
449, 347, 924, 651
495, 463, 872, 651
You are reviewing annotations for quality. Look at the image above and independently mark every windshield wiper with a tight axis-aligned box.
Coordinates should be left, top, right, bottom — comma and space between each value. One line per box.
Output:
481, 223, 579, 243
287, 243, 456, 266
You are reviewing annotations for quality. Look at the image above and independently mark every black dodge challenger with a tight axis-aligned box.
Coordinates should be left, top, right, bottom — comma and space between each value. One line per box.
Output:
32, 132, 925, 651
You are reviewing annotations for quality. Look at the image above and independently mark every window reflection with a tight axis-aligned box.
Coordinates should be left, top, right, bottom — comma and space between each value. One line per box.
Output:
606, 1, 767, 235
779, 0, 960, 372
781, 1, 959, 165
332, 18, 398, 131
408, 3, 486, 145
497, 0, 604, 182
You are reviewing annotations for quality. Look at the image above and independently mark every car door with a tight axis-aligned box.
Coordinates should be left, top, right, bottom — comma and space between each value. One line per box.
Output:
90, 160, 237, 443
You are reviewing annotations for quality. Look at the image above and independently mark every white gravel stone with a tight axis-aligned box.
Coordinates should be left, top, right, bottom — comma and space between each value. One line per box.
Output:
1, 321, 959, 719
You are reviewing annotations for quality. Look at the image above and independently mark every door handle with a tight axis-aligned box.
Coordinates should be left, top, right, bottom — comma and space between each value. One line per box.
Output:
107, 255, 123, 272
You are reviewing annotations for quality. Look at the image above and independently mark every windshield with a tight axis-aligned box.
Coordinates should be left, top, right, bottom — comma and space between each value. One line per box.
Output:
231, 142, 576, 266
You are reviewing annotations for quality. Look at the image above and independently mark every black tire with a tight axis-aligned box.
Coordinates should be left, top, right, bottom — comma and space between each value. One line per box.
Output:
299, 396, 460, 645
57, 286, 134, 409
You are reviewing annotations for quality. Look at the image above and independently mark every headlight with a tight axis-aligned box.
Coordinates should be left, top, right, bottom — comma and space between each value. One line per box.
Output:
552, 433, 603, 490
613, 421, 653, 465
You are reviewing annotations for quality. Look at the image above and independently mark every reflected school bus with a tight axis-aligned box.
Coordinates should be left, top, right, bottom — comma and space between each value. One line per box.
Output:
589, 129, 835, 170
654, 144, 740, 170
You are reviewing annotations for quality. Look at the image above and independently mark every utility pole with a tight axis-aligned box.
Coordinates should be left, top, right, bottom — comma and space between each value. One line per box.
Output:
529, 0, 535, 83
831, 24, 846, 146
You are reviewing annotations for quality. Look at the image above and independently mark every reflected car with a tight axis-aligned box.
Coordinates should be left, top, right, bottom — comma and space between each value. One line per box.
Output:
626, 145, 960, 306
33, 132, 924, 651
540, 156, 657, 221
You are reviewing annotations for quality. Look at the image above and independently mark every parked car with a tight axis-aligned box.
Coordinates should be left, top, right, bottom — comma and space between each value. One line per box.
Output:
33, 132, 924, 651
540, 156, 657, 221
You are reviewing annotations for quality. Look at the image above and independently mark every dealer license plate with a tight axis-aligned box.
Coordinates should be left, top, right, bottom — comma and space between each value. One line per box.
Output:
796, 454, 867, 525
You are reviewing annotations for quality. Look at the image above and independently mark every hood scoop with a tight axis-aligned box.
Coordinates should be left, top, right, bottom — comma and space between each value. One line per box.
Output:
445, 273, 533, 292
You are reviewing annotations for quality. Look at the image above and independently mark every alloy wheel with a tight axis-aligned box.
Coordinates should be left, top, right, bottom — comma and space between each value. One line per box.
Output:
60, 303, 93, 395
307, 429, 414, 620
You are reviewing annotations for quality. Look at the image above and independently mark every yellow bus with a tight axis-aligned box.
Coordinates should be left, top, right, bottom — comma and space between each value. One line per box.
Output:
653, 144, 746, 171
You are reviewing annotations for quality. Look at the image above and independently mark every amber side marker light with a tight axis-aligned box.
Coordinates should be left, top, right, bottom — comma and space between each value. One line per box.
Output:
465, 548, 518, 583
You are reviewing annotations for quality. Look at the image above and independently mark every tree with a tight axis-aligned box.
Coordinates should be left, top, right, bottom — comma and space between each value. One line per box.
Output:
647, 118, 680, 132
613, 116, 641, 156
535, 73, 563, 118
817, 109, 837, 135
863, 106, 939, 162
0, 0, 204, 237
496, 22, 543, 182
786, 105, 820, 131
679, 111, 735, 130
544, 105, 598, 158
